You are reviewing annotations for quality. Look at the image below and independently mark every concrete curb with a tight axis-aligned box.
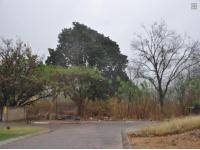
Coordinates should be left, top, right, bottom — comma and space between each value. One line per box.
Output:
32, 120, 147, 125
121, 129, 132, 149
0, 129, 50, 147
32, 121, 81, 125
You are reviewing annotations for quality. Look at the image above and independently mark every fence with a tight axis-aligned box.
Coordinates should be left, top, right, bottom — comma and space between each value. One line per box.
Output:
26, 100, 78, 120
2, 106, 26, 121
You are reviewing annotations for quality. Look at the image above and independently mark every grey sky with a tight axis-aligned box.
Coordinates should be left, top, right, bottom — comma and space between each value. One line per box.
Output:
0, 0, 200, 60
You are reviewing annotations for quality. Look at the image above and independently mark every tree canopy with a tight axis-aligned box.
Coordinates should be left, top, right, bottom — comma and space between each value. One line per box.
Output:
34, 65, 104, 115
131, 21, 200, 108
0, 39, 46, 120
46, 22, 128, 82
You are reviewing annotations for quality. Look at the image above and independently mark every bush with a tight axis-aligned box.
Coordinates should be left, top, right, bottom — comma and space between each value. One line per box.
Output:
84, 97, 163, 120
27, 96, 190, 121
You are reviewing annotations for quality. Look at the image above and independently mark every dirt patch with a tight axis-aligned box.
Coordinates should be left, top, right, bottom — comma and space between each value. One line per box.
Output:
129, 129, 200, 149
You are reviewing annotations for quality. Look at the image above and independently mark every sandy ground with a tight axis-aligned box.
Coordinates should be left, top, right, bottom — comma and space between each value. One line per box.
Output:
130, 129, 200, 149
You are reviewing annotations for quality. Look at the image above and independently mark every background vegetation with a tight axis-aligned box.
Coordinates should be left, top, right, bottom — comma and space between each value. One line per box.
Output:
0, 21, 199, 121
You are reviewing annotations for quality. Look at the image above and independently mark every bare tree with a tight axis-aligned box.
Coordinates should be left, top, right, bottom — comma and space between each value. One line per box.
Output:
131, 21, 200, 109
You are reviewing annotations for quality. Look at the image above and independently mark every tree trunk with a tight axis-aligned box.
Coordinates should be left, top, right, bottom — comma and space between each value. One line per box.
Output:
0, 106, 3, 121
159, 96, 164, 108
159, 93, 165, 114
52, 94, 58, 119
73, 97, 84, 117
78, 98, 84, 117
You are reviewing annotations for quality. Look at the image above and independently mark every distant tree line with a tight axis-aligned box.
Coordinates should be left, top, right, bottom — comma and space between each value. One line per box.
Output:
0, 21, 199, 120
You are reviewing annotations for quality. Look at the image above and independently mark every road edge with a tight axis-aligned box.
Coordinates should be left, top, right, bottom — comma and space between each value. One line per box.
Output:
121, 129, 132, 149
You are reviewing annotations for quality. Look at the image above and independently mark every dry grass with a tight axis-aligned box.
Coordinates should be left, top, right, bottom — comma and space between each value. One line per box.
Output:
131, 115, 200, 137
84, 97, 163, 120
27, 97, 187, 120
130, 129, 200, 149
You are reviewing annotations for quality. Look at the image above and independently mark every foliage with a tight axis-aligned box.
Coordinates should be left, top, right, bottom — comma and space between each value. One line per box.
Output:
45, 22, 129, 96
1, 21, 200, 120
33, 65, 104, 96
33, 65, 104, 116
0, 39, 44, 110
186, 78, 200, 105
116, 76, 141, 101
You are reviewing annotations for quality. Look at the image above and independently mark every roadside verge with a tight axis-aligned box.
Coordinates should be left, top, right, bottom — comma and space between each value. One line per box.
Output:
0, 128, 50, 147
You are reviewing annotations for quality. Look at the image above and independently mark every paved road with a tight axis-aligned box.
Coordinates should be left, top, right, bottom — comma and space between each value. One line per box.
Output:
0, 121, 153, 149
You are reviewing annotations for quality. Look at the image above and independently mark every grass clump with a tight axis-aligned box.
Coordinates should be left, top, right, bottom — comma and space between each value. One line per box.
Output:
0, 127, 47, 141
131, 115, 200, 137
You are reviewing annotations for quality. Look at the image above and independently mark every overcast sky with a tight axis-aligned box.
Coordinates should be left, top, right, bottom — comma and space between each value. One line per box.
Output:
0, 0, 200, 60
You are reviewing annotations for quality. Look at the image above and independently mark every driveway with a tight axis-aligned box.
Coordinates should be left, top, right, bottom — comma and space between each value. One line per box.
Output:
0, 121, 153, 149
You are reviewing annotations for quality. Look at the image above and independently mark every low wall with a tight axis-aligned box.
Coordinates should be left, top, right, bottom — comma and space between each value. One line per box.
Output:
2, 106, 26, 121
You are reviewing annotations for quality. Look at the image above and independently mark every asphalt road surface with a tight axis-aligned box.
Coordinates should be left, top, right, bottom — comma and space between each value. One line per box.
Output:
0, 121, 153, 149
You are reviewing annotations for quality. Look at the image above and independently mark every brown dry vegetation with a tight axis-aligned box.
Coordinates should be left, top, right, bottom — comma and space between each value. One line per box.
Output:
129, 116, 200, 148
26, 99, 77, 120
26, 97, 187, 121
130, 115, 200, 137
81, 97, 188, 120
130, 129, 200, 149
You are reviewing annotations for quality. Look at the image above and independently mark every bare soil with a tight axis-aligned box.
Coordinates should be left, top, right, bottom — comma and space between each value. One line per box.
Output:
129, 129, 200, 149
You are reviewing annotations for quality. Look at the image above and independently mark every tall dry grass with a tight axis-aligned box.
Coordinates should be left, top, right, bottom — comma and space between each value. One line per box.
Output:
27, 97, 188, 120
83, 97, 180, 120
131, 115, 200, 137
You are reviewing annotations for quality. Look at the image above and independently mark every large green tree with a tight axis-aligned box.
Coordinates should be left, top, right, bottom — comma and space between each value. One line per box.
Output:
34, 65, 104, 116
46, 22, 128, 95
0, 39, 45, 120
